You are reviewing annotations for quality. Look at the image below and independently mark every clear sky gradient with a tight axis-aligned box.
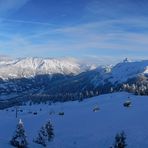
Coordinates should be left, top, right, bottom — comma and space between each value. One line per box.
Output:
0, 0, 148, 63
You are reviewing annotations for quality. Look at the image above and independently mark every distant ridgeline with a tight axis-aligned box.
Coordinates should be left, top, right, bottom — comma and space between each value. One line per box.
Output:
0, 58, 148, 108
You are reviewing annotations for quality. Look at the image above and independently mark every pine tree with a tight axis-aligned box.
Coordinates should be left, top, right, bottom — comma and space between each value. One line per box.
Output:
34, 125, 48, 147
114, 131, 127, 148
45, 120, 54, 141
10, 119, 28, 148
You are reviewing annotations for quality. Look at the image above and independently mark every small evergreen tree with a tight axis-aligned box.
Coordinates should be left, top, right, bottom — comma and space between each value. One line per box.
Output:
114, 131, 127, 148
10, 119, 28, 148
34, 125, 48, 147
45, 120, 54, 141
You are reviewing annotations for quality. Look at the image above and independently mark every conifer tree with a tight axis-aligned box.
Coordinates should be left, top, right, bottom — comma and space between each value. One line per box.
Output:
45, 120, 54, 141
34, 125, 48, 147
114, 131, 127, 148
10, 119, 28, 148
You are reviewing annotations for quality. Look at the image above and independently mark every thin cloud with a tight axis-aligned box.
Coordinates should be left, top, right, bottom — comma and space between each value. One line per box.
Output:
85, 0, 148, 20
0, 17, 148, 58
1, 18, 53, 26
0, 0, 30, 16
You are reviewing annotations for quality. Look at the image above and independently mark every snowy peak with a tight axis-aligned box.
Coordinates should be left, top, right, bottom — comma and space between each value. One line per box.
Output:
108, 60, 148, 83
0, 57, 92, 79
122, 58, 132, 63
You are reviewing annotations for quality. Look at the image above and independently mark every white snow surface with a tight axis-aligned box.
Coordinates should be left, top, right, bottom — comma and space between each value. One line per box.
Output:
0, 92, 148, 147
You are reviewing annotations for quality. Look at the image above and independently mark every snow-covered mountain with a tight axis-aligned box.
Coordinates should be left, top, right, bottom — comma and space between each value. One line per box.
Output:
107, 59, 148, 84
0, 57, 95, 79
1, 57, 148, 84
1, 57, 148, 104
44, 59, 148, 98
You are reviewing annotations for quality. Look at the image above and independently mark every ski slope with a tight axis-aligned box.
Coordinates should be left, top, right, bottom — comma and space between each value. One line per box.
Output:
0, 92, 148, 148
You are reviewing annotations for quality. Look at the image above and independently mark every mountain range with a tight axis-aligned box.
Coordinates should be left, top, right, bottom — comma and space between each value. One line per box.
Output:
0, 57, 148, 108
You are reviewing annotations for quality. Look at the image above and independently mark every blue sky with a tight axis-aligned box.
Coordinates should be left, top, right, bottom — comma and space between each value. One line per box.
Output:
0, 0, 148, 63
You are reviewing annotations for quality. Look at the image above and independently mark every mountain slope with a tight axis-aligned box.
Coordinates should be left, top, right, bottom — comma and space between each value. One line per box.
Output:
0, 92, 148, 148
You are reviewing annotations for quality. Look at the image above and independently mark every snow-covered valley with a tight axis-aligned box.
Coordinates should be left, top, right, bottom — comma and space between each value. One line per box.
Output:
0, 92, 148, 148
